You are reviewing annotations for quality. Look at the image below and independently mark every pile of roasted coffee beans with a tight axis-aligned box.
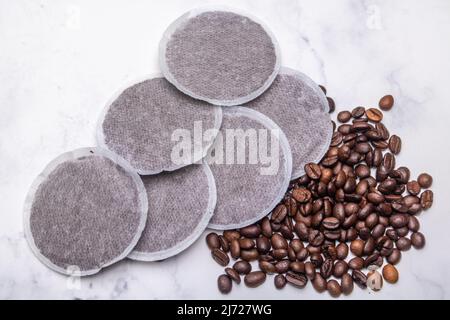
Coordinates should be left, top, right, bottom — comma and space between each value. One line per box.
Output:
206, 93, 434, 297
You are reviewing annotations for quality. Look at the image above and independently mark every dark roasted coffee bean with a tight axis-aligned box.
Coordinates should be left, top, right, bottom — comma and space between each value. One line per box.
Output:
241, 249, 259, 262
327, 97, 336, 113
393, 167, 410, 184
387, 249, 402, 265
355, 164, 370, 179
296, 248, 309, 262
356, 180, 369, 196
212, 249, 230, 266
256, 236, 271, 255
322, 244, 338, 260
223, 230, 240, 242
367, 192, 385, 204
396, 227, 409, 237
310, 253, 324, 268
372, 140, 389, 150
271, 234, 288, 250
365, 213, 379, 229
358, 203, 374, 220
379, 95, 394, 111
396, 237, 412, 251
272, 249, 288, 260
261, 217, 273, 238
341, 273, 354, 295
327, 280, 342, 298
338, 111, 352, 123
218, 275, 232, 294
372, 224, 386, 239
305, 163, 322, 180
290, 261, 306, 274
289, 239, 304, 253
286, 272, 308, 288
408, 203, 422, 215
418, 173, 433, 188
366, 108, 383, 123
420, 190, 434, 209
280, 225, 294, 240
288, 247, 296, 262
286, 197, 298, 217
376, 165, 390, 182
378, 178, 397, 194
389, 135, 402, 155
233, 260, 252, 275
259, 261, 276, 274
333, 260, 348, 278
407, 181, 421, 196
230, 239, 241, 259
359, 228, 371, 241
411, 232, 426, 249
219, 236, 230, 253
206, 233, 221, 250
322, 217, 340, 230
292, 188, 312, 203
336, 243, 349, 260
274, 274, 287, 289
225, 267, 241, 284
403, 195, 420, 207
352, 270, 368, 288
376, 122, 390, 140
305, 262, 316, 280
308, 230, 325, 246
355, 142, 371, 154
312, 273, 327, 293
239, 238, 255, 250
363, 237, 376, 255
383, 152, 396, 171
240, 225, 261, 238
364, 253, 381, 268
331, 132, 343, 147
319, 85, 327, 94
389, 214, 408, 228
344, 177, 357, 193
271, 204, 288, 224
346, 228, 358, 241
408, 216, 420, 232
352, 107, 366, 119
244, 271, 266, 288
348, 257, 364, 270
320, 259, 334, 279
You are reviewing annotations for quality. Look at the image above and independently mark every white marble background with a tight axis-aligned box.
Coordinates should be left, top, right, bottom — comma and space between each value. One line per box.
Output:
1, 0, 449, 300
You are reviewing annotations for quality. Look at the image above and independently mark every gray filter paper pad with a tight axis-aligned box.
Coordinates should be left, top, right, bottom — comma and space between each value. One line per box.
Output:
98, 76, 222, 175
129, 163, 216, 261
208, 107, 292, 230
244, 67, 333, 179
23, 148, 148, 276
160, 7, 281, 106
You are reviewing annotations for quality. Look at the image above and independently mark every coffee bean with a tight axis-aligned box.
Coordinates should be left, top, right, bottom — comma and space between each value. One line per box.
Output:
350, 239, 365, 257
239, 238, 255, 250
305, 262, 316, 280
355, 164, 370, 178
382, 153, 396, 172
389, 214, 408, 228
223, 230, 240, 242
274, 274, 287, 289
396, 237, 412, 251
230, 240, 240, 259
352, 107, 366, 119
305, 163, 322, 180
274, 260, 290, 274
363, 236, 376, 255
367, 270, 383, 292
206, 233, 221, 250
225, 267, 241, 284
311, 273, 326, 293
286, 272, 308, 288
240, 225, 261, 238
420, 190, 434, 209
271, 234, 288, 250
388, 135, 402, 155
333, 260, 348, 278
212, 249, 230, 267
396, 227, 409, 237
259, 261, 276, 274
241, 249, 259, 262
310, 253, 324, 268
272, 249, 288, 260
366, 108, 383, 123
372, 224, 386, 239
418, 173, 433, 188
296, 248, 309, 262
387, 249, 402, 265
338, 111, 352, 123
218, 275, 232, 294
244, 271, 266, 288
341, 273, 354, 295
319, 85, 327, 95
292, 188, 312, 203
352, 270, 368, 288
289, 239, 304, 253
290, 261, 306, 274
379, 95, 394, 111
336, 243, 349, 260
322, 217, 340, 230
327, 280, 342, 298
348, 257, 364, 270
256, 237, 271, 254
408, 216, 420, 232
411, 232, 426, 249
327, 97, 336, 113
320, 259, 334, 279
309, 230, 325, 247
406, 181, 421, 196
392, 167, 410, 184
364, 253, 382, 268
382, 264, 399, 284
233, 260, 252, 275
331, 132, 343, 147
367, 192, 385, 204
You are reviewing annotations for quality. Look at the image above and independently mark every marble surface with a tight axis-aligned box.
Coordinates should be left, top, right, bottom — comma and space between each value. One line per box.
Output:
1, 0, 449, 300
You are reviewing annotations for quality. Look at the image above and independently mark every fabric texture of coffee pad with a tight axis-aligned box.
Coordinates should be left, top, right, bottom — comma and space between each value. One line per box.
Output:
23, 148, 148, 276
160, 7, 281, 106
97, 76, 222, 175
244, 67, 333, 179
207, 107, 292, 230
129, 163, 216, 261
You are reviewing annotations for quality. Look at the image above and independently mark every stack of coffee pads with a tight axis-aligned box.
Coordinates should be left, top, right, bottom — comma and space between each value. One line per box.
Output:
24, 7, 332, 276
